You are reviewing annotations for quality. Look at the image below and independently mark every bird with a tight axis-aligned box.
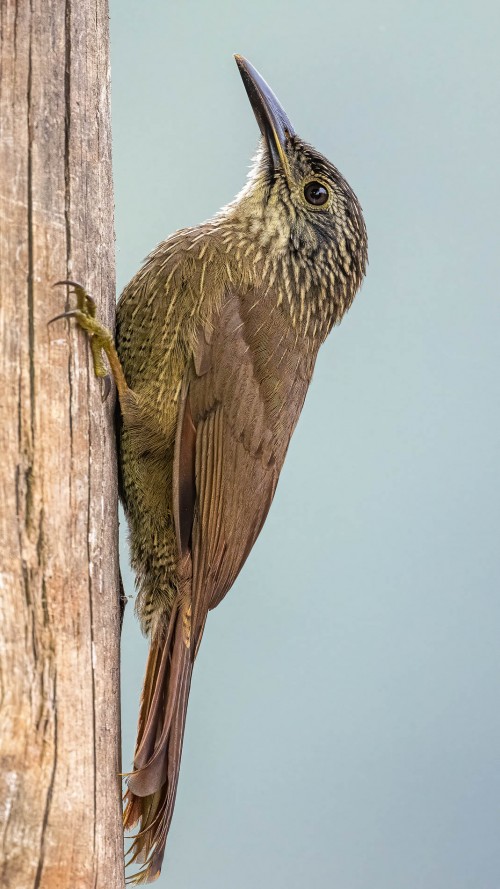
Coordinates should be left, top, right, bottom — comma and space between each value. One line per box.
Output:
54, 55, 367, 883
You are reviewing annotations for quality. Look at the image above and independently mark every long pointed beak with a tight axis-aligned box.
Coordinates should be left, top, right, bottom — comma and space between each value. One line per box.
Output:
234, 55, 295, 173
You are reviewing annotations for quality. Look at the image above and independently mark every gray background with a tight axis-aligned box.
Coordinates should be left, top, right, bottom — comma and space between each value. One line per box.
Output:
110, 1, 500, 887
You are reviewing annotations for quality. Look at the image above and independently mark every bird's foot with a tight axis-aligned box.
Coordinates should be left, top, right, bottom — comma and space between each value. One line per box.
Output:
50, 280, 127, 400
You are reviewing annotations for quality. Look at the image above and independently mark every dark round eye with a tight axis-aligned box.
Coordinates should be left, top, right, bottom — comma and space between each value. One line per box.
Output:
304, 181, 329, 206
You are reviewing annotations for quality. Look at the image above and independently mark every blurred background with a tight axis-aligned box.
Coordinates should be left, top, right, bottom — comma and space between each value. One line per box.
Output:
110, 2, 500, 887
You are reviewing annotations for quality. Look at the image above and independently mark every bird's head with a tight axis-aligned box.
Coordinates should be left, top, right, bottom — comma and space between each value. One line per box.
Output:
227, 55, 368, 337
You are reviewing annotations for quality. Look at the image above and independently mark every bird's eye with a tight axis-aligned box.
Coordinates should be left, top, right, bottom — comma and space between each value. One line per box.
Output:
304, 181, 329, 206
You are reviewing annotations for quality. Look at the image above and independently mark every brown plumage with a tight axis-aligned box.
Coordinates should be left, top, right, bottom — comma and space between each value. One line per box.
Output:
56, 56, 367, 883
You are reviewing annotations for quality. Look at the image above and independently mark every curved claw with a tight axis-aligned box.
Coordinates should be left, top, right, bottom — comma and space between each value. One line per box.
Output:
52, 281, 97, 319
101, 375, 111, 401
52, 281, 82, 287
53, 279, 85, 290
47, 309, 80, 326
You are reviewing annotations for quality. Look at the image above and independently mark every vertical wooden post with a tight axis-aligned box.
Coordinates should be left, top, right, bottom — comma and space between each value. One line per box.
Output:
0, 1, 124, 886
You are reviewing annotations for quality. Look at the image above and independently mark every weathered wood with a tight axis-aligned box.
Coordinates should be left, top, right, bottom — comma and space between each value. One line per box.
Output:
0, 1, 123, 887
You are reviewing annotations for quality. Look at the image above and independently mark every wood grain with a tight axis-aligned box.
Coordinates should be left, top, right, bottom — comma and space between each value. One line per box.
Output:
0, 1, 123, 886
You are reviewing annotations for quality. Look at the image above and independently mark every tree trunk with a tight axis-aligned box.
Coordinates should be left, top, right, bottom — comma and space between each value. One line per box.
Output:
0, 1, 124, 887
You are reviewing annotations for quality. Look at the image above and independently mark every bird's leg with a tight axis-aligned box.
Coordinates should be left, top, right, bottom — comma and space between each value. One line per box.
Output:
51, 280, 128, 402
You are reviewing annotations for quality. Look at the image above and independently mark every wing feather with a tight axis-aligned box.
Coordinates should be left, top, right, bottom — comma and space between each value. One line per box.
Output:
173, 287, 314, 654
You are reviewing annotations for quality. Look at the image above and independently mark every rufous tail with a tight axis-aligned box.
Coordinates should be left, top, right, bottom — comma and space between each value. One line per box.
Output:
124, 602, 193, 884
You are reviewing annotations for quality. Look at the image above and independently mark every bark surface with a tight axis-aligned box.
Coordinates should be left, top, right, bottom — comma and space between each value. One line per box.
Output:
0, 1, 123, 886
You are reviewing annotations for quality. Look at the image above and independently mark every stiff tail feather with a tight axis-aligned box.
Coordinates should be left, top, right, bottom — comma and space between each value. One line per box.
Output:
124, 602, 193, 884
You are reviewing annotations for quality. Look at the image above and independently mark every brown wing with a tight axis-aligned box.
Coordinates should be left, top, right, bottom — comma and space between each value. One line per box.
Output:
173, 287, 315, 654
